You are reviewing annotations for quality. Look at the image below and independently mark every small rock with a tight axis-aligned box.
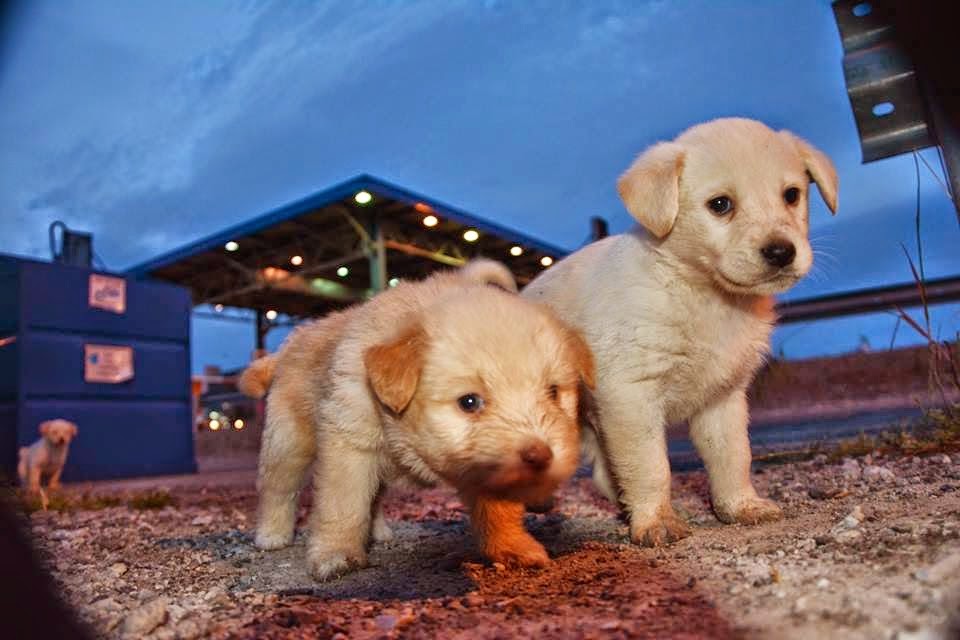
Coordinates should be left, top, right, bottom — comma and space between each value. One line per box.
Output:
464, 593, 484, 608
173, 619, 204, 640
796, 538, 816, 552
374, 614, 396, 631
936, 454, 952, 465
109, 562, 128, 578
863, 465, 896, 483
834, 505, 864, 532
600, 621, 621, 631
91, 597, 120, 612
746, 540, 778, 556
834, 529, 863, 544
190, 514, 214, 527
792, 596, 809, 614
492, 562, 506, 572
816, 578, 830, 589
809, 485, 841, 500
202, 586, 224, 602
122, 597, 168, 637
840, 458, 861, 481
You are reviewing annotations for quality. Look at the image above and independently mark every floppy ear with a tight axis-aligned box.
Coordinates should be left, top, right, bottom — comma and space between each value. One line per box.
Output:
68, 422, 78, 438
564, 329, 596, 389
617, 142, 685, 238
780, 131, 838, 215
39, 421, 52, 437
364, 322, 427, 414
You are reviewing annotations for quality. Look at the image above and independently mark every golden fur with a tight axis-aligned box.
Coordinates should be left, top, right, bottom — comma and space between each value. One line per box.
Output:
243, 260, 594, 579
18, 419, 78, 495
525, 118, 838, 546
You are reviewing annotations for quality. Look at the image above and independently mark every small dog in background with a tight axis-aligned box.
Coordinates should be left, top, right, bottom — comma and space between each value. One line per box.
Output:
18, 419, 79, 499
240, 260, 594, 580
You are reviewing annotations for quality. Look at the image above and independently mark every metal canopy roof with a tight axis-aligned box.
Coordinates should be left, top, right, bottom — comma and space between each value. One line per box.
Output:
127, 175, 568, 318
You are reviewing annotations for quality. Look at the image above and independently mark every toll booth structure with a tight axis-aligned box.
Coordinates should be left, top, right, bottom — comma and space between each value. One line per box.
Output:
0, 255, 195, 481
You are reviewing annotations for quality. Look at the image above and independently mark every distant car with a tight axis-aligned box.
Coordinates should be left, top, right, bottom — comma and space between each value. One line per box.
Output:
196, 392, 255, 432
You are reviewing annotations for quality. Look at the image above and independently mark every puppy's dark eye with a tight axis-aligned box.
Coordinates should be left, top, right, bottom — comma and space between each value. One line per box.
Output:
707, 196, 733, 216
457, 393, 484, 413
548, 385, 559, 401
783, 187, 800, 205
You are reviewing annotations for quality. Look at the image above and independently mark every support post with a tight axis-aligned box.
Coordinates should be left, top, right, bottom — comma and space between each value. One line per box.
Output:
368, 213, 387, 293
590, 216, 609, 241
255, 310, 267, 352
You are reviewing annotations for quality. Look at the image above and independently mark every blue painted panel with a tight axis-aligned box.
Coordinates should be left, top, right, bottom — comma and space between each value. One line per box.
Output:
18, 400, 196, 481
0, 338, 16, 399
18, 332, 189, 400
20, 261, 189, 341
0, 403, 16, 474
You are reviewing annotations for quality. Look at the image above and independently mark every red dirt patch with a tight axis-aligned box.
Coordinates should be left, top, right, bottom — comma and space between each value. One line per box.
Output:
222, 544, 733, 639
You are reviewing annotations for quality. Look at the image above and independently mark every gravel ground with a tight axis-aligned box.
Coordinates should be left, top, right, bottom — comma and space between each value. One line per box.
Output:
24, 451, 960, 639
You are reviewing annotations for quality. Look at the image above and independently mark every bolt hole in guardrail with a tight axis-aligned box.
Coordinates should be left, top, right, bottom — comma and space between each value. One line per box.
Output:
872, 102, 895, 117
852, 2, 872, 17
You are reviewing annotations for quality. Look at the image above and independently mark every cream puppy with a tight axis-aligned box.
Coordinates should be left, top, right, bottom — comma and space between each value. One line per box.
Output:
240, 261, 594, 579
524, 118, 838, 546
18, 419, 79, 495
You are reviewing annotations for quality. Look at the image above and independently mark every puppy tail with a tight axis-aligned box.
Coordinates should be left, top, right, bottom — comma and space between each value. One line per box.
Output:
459, 259, 518, 293
237, 355, 276, 399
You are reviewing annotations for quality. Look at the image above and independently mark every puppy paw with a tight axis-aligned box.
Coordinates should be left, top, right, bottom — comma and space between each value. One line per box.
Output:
254, 529, 294, 550
716, 497, 782, 525
484, 537, 550, 569
371, 518, 394, 543
307, 548, 367, 581
630, 511, 691, 547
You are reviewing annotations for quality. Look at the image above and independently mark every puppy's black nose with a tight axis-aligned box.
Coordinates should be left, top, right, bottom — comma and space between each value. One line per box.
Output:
520, 441, 553, 471
760, 241, 796, 268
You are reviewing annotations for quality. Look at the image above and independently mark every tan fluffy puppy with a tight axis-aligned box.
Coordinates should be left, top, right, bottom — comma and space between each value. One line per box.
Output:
240, 260, 594, 580
525, 118, 838, 546
18, 419, 79, 494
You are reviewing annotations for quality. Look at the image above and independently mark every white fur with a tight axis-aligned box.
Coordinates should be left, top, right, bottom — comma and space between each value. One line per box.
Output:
524, 118, 838, 545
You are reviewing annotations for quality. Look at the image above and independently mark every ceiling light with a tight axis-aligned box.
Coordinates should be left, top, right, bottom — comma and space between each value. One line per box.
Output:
290, 255, 303, 266
463, 229, 480, 243
388, 278, 400, 287
209, 419, 220, 431
540, 256, 554, 267
337, 266, 349, 277
422, 215, 439, 228
354, 190, 373, 205
510, 246, 523, 257
266, 309, 278, 321
414, 202, 434, 214
209, 411, 219, 419
224, 241, 239, 252
214, 304, 224, 312
233, 419, 244, 430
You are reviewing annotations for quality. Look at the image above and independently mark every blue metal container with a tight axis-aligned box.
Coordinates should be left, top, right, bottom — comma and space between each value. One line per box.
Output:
0, 255, 195, 481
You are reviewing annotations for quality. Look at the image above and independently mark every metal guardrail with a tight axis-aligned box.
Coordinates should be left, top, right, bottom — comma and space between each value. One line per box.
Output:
776, 275, 960, 324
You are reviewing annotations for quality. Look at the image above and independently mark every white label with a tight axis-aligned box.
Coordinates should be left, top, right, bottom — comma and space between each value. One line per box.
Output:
84, 344, 134, 384
88, 274, 126, 314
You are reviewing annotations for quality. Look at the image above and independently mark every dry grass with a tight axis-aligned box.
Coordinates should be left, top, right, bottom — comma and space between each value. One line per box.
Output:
14, 489, 174, 513
754, 402, 960, 467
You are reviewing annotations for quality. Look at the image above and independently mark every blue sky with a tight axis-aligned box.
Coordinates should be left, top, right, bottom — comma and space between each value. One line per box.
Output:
1, 1, 957, 372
